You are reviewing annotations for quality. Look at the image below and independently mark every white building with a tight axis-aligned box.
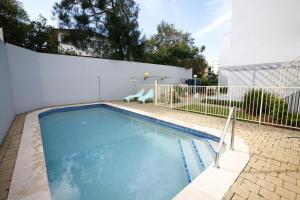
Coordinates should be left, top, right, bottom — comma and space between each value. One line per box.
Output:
219, 0, 300, 87
56, 29, 107, 57
0, 28, 3, 42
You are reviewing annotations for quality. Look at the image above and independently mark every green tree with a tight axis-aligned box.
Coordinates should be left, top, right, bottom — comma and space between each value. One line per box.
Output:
0, 0, 58, 53
144, 21, 208, 77
0, 0, 29, 46
53, 0, 145, 60
25, 16, 59, 53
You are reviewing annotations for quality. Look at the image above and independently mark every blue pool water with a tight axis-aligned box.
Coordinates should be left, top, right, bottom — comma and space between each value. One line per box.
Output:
39, 105, 219, 200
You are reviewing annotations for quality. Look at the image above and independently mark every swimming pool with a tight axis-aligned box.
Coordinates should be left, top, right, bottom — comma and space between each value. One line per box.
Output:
39, 104, 221, 200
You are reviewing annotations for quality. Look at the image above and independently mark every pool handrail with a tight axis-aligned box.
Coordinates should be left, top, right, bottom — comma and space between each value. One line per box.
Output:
214, 107, 236, 168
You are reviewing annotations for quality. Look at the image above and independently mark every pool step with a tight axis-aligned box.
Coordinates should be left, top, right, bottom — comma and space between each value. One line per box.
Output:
178, 138, 221, 183
193, 139, 216, 167
178, 139, 204, 182
206, 139, 218, 153
206, 139, 226, 155
191, 140, 206, 170
178, 139, 192, 183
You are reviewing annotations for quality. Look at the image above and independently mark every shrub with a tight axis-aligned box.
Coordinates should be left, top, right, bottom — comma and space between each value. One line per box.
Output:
243, 89, 275, 115
272, 110, 300, 127
243, 89, 290, 121
219, 87, 228, 94
174, 86, 187, 96
206, 88, 216, 95
270, 97, 288, 121
287, 114, 300, 127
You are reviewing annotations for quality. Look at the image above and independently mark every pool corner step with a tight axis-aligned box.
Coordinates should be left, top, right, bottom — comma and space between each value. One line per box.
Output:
193, 139, 216, 167
178, 139, 204, 182
206, 139, 226, 155
191, 139, 205, 170
178, 139, 192, 183
206, 139, 218, 154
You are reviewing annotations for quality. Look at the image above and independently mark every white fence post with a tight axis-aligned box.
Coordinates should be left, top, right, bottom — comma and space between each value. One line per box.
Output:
229, 87, 232, 108
186, 86, 189, 110
98, 76, 101, 102
205, 87, 208, 114
154, 80, 158, 106
170, 85, 173, 109
258, 88, 264, 125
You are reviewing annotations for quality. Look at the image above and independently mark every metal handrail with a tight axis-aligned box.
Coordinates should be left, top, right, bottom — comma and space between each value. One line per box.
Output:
214, 107, 236, 168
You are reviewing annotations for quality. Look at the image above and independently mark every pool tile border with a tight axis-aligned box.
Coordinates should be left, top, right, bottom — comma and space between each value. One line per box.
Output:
8, 102, 250, 200
38, 104, 219, 142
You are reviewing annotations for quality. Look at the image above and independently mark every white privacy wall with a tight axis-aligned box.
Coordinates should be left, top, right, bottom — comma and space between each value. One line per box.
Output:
0, 42, 15, 144
6, 44, 45, 113
6, 44, 192, 114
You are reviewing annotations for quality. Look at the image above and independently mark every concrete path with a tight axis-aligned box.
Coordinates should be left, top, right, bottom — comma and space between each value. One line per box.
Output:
0, 115, 25, 200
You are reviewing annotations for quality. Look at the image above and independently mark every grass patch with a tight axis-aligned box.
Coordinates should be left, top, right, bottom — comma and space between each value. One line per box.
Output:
177, 104, 257, 121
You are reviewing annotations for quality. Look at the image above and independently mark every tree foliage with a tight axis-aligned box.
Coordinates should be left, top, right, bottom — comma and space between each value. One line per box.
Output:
0, 0, 29, 46
0, 0, 210, 77
0, 0, 58, 53
144, 21, 208, 77
25, 16, 59, 53
53, 0, 145, 60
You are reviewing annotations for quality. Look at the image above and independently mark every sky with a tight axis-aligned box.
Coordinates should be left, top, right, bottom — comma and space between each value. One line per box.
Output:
20, 0, 232, 63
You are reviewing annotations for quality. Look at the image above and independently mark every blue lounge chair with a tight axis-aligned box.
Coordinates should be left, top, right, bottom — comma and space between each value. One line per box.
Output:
138, 89, 154, 104
123, 89, 144, 102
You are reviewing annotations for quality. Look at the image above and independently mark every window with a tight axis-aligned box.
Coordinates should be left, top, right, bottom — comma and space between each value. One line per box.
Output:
90, 40, 101, 49
60, 34, 66, 44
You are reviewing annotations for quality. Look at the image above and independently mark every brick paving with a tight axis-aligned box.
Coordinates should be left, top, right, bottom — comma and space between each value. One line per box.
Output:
1, 102, 300, 200
114, 101, 300, 200
0, 115, 25, 200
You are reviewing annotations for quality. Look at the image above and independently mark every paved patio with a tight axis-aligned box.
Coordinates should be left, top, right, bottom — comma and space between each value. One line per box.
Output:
0, 102, 299, 200
0, 115, 25, 200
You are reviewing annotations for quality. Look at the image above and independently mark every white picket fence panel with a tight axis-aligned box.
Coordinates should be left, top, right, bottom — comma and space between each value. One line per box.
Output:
155, 85, 300, 129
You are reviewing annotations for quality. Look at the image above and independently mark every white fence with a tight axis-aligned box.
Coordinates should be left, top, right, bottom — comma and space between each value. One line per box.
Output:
155, 85, 300, 129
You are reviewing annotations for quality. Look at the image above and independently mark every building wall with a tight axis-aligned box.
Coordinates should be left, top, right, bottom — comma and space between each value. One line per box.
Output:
6, 43, 192, 114
57, 31, 104, 57
0, 42, 15, 144
219, 33, 231, 67
0, 28, 3, 42
218, 63, 282, 87
59, 43, 92, 56
220, 0, 300, 67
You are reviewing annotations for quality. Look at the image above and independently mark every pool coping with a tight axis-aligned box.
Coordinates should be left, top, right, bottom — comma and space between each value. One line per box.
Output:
7, 102, 250, 200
